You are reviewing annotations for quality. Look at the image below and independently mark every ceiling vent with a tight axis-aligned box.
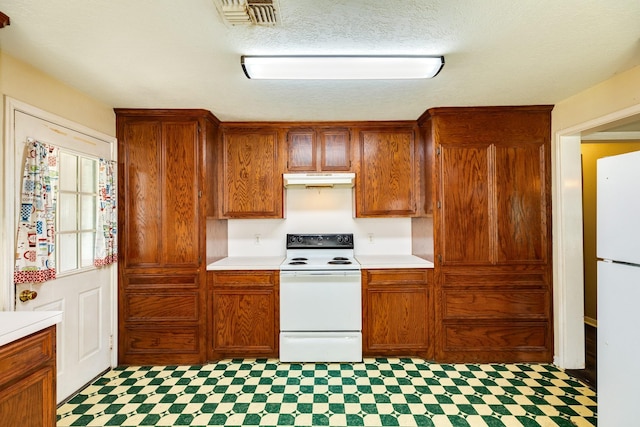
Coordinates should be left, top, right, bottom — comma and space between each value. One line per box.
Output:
213, 0, 278, 26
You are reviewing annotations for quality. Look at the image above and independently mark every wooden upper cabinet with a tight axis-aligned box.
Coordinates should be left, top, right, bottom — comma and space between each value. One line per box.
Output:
431, 106, 552, 266
220, 128, 283, 218
119, 116, 201, 268
356, 127, 418, 217
286, 128, 351, 172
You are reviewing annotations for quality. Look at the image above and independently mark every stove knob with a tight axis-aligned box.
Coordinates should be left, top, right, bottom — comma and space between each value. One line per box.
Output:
297, 236, 303, 243
318, 236, 323, 241
337, 235, 343, 243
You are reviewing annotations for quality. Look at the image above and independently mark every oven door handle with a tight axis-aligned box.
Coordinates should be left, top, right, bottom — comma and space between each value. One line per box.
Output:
280, 270, 361, 278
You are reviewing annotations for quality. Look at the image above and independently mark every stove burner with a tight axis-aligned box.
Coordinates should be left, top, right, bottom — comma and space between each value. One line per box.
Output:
289, 261, 307, 265
292, 257, 308, 261
332, 257, 349, 261
328, 260, 352, 265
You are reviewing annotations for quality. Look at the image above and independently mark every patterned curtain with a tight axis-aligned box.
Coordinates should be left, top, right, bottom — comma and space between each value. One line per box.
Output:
14, 140, 59, 283
94, 159, 118, 267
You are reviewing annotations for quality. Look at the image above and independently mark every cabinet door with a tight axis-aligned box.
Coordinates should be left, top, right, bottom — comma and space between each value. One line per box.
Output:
494, 143, 548, 263
362, 269, 431, 358
120, 120, 162, 267
357, 129, 417, 216
319, 129, 351, 171
208, 271, 279, 359
120, 119, 200, 268
438, 144, 492, 265
0, 366, 55, 427
162, 121, 200, 266
287, 129, 316, 171
221, 130, 282, 218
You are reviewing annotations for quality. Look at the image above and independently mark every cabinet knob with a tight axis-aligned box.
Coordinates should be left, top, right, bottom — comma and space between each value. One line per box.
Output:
19, 290, 38, 302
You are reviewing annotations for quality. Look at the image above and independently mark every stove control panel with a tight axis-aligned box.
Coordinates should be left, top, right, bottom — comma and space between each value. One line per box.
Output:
286, 234, 354, 249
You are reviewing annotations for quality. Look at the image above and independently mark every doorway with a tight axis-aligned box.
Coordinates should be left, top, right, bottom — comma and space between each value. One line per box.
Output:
554, 103, 640, 372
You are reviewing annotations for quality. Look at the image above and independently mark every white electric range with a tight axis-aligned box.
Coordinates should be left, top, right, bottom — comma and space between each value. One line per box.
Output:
279, 233, 362, 363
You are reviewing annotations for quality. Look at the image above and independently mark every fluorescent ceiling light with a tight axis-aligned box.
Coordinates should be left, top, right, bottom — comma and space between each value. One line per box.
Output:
241, 55, 444, 80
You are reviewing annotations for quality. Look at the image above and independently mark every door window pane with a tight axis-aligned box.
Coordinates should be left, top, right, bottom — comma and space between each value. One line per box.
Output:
59, 152, 78, 192
80, 232, 95, 268
81, 195, 95, 230
58, 233, 78, 272
80, 158, 96, 193
59, 193, 78, 231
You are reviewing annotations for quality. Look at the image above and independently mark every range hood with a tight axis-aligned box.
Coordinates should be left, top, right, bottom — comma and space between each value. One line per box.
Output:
283, 173, 355, 188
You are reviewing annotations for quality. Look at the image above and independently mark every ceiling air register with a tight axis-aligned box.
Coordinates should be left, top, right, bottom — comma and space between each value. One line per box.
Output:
212, 0, 278, 25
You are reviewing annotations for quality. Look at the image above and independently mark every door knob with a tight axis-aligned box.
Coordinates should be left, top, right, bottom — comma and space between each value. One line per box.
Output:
19, 290, 38, 302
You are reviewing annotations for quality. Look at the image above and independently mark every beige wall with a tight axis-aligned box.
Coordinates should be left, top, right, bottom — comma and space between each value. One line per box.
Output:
553, 65, 640, 132
0, 50, 115, 136
581, 141, 640, 321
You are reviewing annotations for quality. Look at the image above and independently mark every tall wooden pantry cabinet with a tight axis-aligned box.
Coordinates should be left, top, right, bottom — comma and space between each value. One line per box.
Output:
420, 106, 554, 363
116, 109, 220, 365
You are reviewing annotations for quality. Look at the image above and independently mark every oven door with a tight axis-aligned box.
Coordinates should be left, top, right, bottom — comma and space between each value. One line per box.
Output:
280, 270, 361, 332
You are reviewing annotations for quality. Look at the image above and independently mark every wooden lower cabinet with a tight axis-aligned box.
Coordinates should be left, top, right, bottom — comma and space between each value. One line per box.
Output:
208, 270, 279, 360
362, 269, 433, 359
436, 268, 553, 362
0, 326, 56, 427
119, 272, 206, 365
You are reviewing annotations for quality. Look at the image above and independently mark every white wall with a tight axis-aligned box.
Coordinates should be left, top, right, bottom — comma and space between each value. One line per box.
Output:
228, 187, 411, 257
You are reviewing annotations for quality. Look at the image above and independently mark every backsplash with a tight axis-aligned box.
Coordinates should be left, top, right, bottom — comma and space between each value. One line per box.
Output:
227, 187, 411, 257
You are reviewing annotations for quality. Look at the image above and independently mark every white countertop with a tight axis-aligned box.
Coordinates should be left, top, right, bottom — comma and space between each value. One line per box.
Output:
0, 311, 63, 347
207, 256, 285, 270
207, 255, 434, 270
355, 254, 434, 269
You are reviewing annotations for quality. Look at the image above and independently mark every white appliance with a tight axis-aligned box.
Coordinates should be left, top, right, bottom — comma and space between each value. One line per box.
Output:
597, 150, 640, 425
279, 233, 362, 362
283, 172, 355, 188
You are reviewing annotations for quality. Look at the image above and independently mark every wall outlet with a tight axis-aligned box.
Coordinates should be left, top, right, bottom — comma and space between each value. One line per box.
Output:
254, 234, 261, 245
368, 233, 374, 244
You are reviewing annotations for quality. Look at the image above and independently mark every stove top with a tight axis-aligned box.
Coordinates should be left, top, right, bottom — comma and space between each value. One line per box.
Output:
281, 234, 360, 271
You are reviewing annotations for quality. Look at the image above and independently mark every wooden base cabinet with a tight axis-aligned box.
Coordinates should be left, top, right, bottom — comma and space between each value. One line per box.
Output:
362, 269, 433, 359
0, 326, 56, 427
208, 271, 279, 360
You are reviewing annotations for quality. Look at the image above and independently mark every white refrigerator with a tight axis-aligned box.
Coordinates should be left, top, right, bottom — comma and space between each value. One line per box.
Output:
597, 150, 640, 425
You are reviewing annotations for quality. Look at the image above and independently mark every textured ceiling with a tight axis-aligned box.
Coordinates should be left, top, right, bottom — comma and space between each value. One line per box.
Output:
0, 0, 639, 122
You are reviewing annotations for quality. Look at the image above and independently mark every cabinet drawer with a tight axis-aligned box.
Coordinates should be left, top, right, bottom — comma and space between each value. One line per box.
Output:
0, 327, 54, 388
210, 271, 278, 287
124, 274, 199, 289
443, 290, 549, 320
124, 326, 200, 354
365, 269, 428, 286
443, 322, 548, 351
124, 292, 199, 321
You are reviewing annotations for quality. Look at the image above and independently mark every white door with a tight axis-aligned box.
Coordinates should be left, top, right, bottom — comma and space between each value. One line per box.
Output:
7, 99, 116, 403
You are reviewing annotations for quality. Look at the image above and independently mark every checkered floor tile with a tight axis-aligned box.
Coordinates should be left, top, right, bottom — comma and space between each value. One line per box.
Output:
57, 358, 596, 426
